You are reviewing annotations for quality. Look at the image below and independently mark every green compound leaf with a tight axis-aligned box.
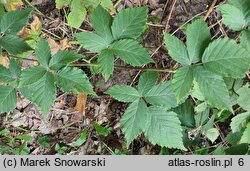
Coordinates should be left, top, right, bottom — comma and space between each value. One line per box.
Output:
173, 100, 195, 128
172, 66, 193, 102
75, 32, 109, 52
164, 33, 190, 65
0, 8, 32, 34
120, 99, 148, 147
144, 81, 177, 109
237, 84, 250, 111
202, 38, 250, 78
205, 128, 219, 143
19, 66, 47, 87
138, 71, 158, 95
19, 67, 56, 116
35, 38, 51, 68
67, 0, 86, 28
106, 85, 140, 103
0, 34, 32, 55
9, 59, 21, 79
219, 4, 247, 31
186, 19, 211, 63
0, 86, 17, 113
194, 66, 232, 112
145, 106, 186, 150
240, 122, 250, 144
49, 50, 82, 71
97, 50, 114, 81
56, 67, 95, 95
90, 5, 113, 44
230, 112, 250, 133
111, 39, 153, 66
225, 143, 249, 155
0, 64, 15, 83
111, 6, 148, 40
55, 0, 71, 9
229, 0, 250, 22
240, 30, 250, 52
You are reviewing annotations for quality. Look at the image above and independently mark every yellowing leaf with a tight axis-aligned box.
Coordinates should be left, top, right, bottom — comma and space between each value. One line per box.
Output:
30, 15, 42, 33
1, 0, 23, 11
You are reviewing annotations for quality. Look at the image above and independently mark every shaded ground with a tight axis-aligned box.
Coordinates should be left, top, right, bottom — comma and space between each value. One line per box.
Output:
0, 0, 233, 155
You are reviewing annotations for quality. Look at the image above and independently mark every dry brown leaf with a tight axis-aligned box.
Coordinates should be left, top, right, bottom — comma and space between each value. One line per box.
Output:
30, 15, 42, 33
60, 38, 70, 50
18, 27, 32, 38
74, 93, 87, 115
0, 56, 9, 67
47, 38, 70, 55
18, 15, 41, 38
47, 38, 60, 55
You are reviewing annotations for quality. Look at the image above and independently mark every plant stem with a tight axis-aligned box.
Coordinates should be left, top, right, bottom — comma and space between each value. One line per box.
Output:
24, 0, 45, 17
10, 55, 37, 62
69, 63, 176, 73
69, 63, 98, 67
114, 65, 176, 73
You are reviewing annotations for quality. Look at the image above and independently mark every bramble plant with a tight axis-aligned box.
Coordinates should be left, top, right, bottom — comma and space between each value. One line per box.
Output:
56, 0, 115, 28
75, 5, 153, 81
0, 0, 250, 154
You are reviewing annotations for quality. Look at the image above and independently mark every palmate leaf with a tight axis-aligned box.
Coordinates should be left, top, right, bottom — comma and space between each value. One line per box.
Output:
90, 5, 113, 44
164, 33, 190, 65
240, 122, 250, 144
19, 67, 56, 116
120, 99, 148, 146
230, 112, 250, 133
219, 4, 247, 31
138, 71, 158, 95
111, 39, 153, 66
75, 32, 109, 52
106, 85, 140, 102
0, 8, 32, 34
0, 86, 17, 113
49, 51, 82, 70
172, 66, 193, 102
202, 38, 250, 78
194, 66, 232, 112
35, 38, 51, 68
186, 19, 211, 63
144, 81, 177, 109
97, 50, 114, 81
145, 106, 186, 150
111, 6, 148, 40
56, 67, 94, 95
0, 34, 32, 55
